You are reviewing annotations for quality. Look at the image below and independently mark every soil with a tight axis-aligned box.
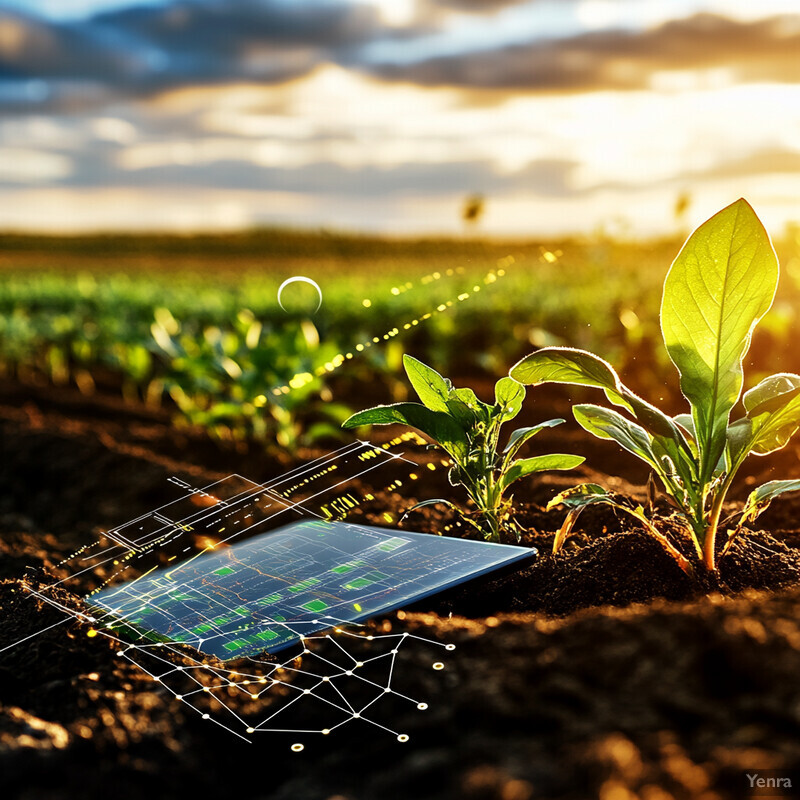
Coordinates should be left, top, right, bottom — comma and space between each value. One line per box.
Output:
2, 379, 800, 800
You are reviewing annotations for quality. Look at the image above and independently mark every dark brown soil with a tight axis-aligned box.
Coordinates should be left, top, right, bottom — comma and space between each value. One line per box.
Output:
3, 382, 800, 800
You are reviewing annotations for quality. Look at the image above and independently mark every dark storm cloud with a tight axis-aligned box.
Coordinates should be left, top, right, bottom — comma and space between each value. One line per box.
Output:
0, 0, 384, 110
95, 0, 381, 55
370, 13, 800, 90
1, 2, 800, 113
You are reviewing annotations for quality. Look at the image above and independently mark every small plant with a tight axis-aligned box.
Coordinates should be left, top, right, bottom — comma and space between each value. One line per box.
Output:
342, 355, 584, 541
511, 199, 800, 576
151, 309, 349, 449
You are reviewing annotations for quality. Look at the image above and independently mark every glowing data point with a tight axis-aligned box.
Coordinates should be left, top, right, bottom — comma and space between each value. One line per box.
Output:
445, 644, 456, 651
322, 729, 330, 735
417, 703, 428, 710
86, 629, 97, 638
433, 662, 444, 670
291, 743, 304, 753
352, 712, 360, 719
250, 693, 258, 699
397, 734, 409, 743
202, 714, 210, 720
246, 727, 255, 734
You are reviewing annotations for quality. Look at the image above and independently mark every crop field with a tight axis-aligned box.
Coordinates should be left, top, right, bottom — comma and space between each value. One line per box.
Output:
3, 227, 799, 447
6, 216, 800, 799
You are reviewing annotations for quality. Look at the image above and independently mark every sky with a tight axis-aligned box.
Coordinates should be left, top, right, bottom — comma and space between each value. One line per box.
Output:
0, 0, 799, 236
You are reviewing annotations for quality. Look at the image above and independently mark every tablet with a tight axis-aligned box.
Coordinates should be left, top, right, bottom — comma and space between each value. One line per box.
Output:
90, 519, 535, 659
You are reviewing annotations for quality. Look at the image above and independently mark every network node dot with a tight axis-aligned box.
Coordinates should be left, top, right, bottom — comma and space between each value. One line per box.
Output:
322, 729, 330, 735
345, 670, 352, 676
117, 651, 124, 656
397, 734, 409, 743
322, 676, 330, 682
384, 687, 391, 693
175, 695, 183, 701
355, 662, 363, 668
445, 644, 456, 651
202, 714, 210, 720
352, 712, 360, 719
250, 693, 258, 699
433, 662, 444, 670
203, 687, 210, 692
246, 727, 255, 734
303, 689, 311, 694
291, 743, 304, 753
417, 703, 428, 710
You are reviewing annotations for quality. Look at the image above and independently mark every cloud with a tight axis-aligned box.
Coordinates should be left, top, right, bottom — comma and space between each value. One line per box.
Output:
20, 145, 578, 198
369, 13, 800, 90
2, 3, 800, 113
0, 1, 384, 109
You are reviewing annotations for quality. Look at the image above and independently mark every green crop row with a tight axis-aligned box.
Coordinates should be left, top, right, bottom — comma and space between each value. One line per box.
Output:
1, 228, 799, 448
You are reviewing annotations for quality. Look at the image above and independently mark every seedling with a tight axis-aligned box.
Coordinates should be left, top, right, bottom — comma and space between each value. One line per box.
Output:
511, 199, 800, 575
343, 355, 584, 541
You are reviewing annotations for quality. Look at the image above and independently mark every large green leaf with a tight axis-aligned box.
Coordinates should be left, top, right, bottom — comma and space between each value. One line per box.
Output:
510, 347, 627, 405
744, 373, 800, 413
573, 404, 659, 470
403, 355, 450, 412
342, 402, 468, 460
503, 418, 564, 457
510, 346, 693, 471
499, 453, 584, 492
739, 479, 800, 526
743, 373, 800, 455
494, 377, 525, 420
660, 199, 778, 480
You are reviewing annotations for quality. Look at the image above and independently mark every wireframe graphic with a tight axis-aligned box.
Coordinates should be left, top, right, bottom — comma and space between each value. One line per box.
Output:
2, 439, 533, 747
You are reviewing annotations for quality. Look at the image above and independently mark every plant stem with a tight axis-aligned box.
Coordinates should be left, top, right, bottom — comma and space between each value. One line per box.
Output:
703, 473, 735, 572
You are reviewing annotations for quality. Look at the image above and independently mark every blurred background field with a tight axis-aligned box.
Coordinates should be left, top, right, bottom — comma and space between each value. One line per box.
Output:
2, 0, 800, 453
2, 226, 800, 450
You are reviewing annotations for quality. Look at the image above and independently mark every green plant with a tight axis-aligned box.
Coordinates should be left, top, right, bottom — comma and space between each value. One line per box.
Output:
511, 199, 800, 576
151, 309, 349, 449
342, 354, 584, 541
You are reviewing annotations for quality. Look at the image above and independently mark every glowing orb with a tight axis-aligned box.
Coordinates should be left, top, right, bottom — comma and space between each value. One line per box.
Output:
277, 276, 322, 314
